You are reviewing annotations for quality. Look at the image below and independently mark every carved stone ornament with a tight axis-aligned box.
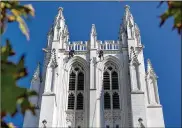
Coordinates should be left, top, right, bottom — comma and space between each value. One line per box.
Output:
47, 49, 58, 68
104, 110, 112, 123
129, 47, 140, 65
92, 57, 97, 65
75, 111, 84, 126
113, 110, 121, 122
66, 111, 74, 124
104, 110, 121, 123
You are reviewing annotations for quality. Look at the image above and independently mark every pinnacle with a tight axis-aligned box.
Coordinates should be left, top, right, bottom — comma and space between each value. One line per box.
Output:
147, 59, 154, 72
91, 24, 97, 35
125, 5, 130, 10
58, 7, 63, 12
146, 59, 158, 78
31, 62, 41, 83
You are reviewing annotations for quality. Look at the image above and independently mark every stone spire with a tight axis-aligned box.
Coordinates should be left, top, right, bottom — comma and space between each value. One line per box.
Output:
90, 24, 97, 49
56, 7, 65, 21
119, 5, 135, 42
123, 5, 134, 23
47, 26, 54, 48
53, 7, 65, 41
91, 24, 97, 37
31, 62, 41, 85
146, 59, 158, 78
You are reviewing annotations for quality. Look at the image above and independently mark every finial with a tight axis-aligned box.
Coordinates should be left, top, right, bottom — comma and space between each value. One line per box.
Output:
58, 7, 63, 12
147, 59, 158, 78
91, 24, 97, 36
125, 5, 130, 10
147, 59, 152, 69
56, 7, 64, 20
31, 62, 41, 84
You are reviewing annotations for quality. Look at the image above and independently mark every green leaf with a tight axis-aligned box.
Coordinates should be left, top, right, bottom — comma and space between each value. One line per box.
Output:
159, 1, 182, 34
1, 72, 27, 114
1, 41, 37, 115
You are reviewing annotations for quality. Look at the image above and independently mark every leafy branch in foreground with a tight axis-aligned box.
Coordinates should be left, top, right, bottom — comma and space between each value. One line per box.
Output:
1, 1, 37, 128
1, 40, 37, 127
0, 1, 35, 40
158, 1, 182, 35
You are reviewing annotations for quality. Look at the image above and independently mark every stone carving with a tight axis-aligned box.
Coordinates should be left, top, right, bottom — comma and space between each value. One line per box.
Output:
138, 118, 145, 128
31, 63, 41, 84
134, 23, 141, 46
104, 110, 112, 123
104, 110, 121, 124
104, 62, 117, 71
48, 49, 58, 68
75, 111, 84, 126
113, 110, 121, 122
129, 47, 140, 66
66, 111, 74, 124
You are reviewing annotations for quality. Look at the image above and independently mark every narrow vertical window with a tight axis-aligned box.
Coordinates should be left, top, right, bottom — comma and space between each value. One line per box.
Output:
116, 125, 119, 128
112, 71, 118, 89
69, 72, 76, 90
68, 93, 75, 109
77, 93, 83, 110
113, 92, 120, 109
104, 92, 111, 109
104, 72, 110, 90
106, 125, 110, 128
77, 72, 84, 90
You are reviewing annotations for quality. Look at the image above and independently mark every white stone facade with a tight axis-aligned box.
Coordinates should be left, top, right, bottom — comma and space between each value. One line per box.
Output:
23, 5, 165, 128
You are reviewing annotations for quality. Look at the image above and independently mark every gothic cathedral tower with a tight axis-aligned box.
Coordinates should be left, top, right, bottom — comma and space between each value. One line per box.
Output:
23, 5, 165, 128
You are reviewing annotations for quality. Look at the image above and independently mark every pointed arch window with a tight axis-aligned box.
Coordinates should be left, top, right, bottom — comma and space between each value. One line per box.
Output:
68, 93, 75, 109
77, 72, 84, 90
103, 63, 120, 110
104, 72, 110, 90
77, 93, 83, 110
67, 64, 85, 111
69, 72, 76, 90
113, 92, 120, 109
112, 71, 118, 90
104, 92, 111, 109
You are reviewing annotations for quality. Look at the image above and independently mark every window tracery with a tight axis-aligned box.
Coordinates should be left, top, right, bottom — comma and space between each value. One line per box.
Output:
67, 64, 85, 110
103, 63, 120, 110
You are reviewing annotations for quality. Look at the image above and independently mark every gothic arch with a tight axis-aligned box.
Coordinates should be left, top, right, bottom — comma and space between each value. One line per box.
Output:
65, 56, 89, 73
65, 56, 89, 127
97, 55, 122, 72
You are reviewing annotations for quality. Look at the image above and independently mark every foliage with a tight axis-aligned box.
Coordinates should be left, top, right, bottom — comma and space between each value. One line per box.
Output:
158, 1, 182, 35
0, 1, 35, 40
1, 1, 37, 128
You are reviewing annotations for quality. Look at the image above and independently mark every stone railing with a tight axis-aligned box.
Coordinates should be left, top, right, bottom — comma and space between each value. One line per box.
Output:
66, 41, 88, 51
97, 40, 121, 50
66, 40, 121, 51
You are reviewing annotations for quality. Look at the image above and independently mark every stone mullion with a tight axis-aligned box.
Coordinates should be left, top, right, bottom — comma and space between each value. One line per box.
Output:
109, 71, 114, 127
73, 72, 78, 127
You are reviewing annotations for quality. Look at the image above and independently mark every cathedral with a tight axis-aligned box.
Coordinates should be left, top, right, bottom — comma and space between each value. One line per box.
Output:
23, 5, 165, 128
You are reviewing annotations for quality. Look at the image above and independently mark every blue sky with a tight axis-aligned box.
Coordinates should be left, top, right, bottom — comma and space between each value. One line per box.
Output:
2, 2, 181, 127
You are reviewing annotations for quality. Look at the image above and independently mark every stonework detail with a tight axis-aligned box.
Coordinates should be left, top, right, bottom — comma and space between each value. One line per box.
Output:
66, 111, 74, 124
23, 5, 165, 128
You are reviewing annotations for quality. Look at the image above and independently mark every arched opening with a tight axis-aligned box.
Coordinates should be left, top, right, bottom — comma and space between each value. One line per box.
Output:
112, 71, 118, 90
104, 92, 111, 109
104, 71, 110, 90
77, 93, 83, 110
77, 72, 84, 90
113, 92, 120, 109
68, 93, 75, 109
69, 72, 76, 90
